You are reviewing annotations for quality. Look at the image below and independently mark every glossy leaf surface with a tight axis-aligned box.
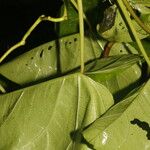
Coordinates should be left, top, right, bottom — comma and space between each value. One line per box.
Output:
85, 55, 142, 100
83, 79, 150, 150
0, 33, 101, 87
0, 73, 114, 150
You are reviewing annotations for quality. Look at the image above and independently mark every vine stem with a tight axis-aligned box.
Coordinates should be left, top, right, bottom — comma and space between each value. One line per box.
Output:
102, 42, 114, 58
0, 3, 67, 64
117, 0, 150, 68
122, 0, 150, 34
71, 0, 104, 50
77, 0, 84, 74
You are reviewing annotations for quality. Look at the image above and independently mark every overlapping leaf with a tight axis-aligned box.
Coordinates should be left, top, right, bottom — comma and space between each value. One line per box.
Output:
0, 33, 101, 88
130, 0, 150, 13
82, 79, 150, 150
97, 4, 150, 42
85, 54, 142, 100
57, 0, 100, 37
0, 0, 149, 149
0, 73, 113, 150
106, 39, 150, 60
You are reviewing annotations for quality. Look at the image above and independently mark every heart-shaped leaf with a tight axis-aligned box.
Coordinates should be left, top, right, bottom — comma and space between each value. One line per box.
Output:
0, 73, 113, 149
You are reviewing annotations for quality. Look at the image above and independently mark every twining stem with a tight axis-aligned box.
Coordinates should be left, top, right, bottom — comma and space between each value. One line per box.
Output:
71, 0, 91, 30
77, 0, 84, 74
117, 0, 150, 68
0, 3, 67, 64
122, 0, 150, 34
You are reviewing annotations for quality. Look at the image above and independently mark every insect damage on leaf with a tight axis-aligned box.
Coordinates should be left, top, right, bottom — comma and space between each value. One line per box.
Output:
40, 50, 44, 58
130, 118, 150, 140
97, 1, 150, 43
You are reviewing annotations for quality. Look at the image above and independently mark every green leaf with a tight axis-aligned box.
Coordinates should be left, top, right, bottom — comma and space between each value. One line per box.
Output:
0, 33, 101, 88
57, 0, 100, 37
82, 79, 150, 150
129, 39, 150, 56
85, 54, 142, 100
97, 5, 150, 42
105, 39, 150, 57
0, 73, 113, 149
108, 43, 139, 55
129, 0, 150, 13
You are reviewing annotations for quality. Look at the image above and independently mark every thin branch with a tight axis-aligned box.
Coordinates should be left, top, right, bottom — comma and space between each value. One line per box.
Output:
102, 42, 114, 58
0, 3, 67, 64
71, 0, 91, 30
122, 0, 150, 34
117, 0, 150, 68
77, 0, 84, 74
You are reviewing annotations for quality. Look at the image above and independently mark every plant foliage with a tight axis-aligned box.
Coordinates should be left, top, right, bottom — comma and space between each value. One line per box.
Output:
0, 0, 150, 149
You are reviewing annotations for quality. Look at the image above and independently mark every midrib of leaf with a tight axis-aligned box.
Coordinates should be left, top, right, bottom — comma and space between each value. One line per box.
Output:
71, 75, 81, 150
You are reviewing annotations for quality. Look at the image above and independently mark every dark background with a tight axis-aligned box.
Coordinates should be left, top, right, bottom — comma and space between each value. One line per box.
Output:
0, 0, 62, 56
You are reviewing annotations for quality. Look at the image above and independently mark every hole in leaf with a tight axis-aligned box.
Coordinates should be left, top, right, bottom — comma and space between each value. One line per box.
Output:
65, 41, 68, 45
122, 26, 125, 30
40, 50, 44, 58
48, 45, 52, 50
119, 22, 122, 26
74, 38, 77, 42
